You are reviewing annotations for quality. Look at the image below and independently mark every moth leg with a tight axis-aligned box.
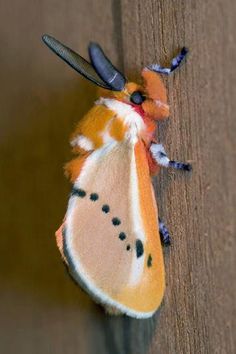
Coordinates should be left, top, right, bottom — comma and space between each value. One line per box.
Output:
159, 218, 171, 246
147, 47, 188, 75
168, 160, 192, 171
150, 143, 192, 171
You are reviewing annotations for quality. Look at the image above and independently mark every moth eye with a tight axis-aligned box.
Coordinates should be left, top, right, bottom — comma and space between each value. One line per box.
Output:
130, 91, 146, 105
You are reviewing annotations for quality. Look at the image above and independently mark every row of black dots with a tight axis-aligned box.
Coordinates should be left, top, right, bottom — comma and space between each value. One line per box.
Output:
71, 187, 152, 266
72, 188, 127, 244
118, 232, 131, 251
108, 210, 131, 250
88, 193, 125, 241
104, 205, 131, 250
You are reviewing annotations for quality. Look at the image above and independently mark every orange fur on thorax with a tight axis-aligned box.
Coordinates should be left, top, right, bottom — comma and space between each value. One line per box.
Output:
71, 105, 114, 149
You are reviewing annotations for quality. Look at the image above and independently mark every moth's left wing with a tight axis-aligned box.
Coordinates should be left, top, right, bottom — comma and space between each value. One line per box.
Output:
58, 140, 165, 318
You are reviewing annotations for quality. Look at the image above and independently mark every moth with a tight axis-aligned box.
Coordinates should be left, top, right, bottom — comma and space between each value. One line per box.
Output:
43, 35, 191, 318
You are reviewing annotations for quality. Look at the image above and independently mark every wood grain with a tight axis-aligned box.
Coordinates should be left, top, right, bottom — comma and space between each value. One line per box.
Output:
0, 0, 235, 353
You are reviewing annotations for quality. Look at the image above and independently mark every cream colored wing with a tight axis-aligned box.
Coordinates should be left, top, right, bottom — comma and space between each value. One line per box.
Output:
63, 140, 165, 318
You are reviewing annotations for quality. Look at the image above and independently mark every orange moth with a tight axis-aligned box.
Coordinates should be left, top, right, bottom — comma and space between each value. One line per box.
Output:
43, 35, 191, 318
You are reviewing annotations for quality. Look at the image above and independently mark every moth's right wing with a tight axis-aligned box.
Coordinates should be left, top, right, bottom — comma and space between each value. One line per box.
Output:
56, 140, 165, 318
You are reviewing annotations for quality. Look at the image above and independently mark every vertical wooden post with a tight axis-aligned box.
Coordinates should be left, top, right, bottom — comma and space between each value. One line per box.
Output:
120, 1, 236, 352
0, 0, 235, 353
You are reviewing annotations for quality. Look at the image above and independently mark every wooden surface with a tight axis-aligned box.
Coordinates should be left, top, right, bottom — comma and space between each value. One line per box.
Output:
0, 1, 235, 353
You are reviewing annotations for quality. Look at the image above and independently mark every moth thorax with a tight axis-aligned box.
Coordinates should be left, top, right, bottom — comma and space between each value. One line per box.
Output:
97, 98, 145, 144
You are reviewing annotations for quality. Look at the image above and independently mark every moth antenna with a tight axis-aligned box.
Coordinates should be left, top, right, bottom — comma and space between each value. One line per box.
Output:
42, 34, 114, 89
88, 42, 126, 91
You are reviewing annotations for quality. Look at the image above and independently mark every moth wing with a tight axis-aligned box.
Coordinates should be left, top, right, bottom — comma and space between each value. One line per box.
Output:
61, 140, 165, 318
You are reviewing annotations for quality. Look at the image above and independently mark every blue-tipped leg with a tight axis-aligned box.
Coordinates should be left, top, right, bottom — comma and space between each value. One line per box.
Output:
147, 47, 188, 75
169, 160, 192, 171
159, 218, 171, 246
150, 143, 192, 171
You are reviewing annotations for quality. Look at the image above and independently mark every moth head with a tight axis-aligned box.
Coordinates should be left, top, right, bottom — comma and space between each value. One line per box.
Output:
124, 47, 188, 120
124, 71, 169, 120
100, 72, 169, 121
42, 35, 171, 120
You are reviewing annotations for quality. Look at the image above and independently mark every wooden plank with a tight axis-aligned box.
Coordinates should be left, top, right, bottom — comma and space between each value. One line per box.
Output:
0, 0, 235, 353
120, 0, 236, 353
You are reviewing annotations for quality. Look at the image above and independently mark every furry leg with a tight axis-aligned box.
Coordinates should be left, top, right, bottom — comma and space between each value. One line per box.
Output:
168, 160, 192, 171
146, 47, 188, 75
159, 218, 171, 246
150, 143, 192, 171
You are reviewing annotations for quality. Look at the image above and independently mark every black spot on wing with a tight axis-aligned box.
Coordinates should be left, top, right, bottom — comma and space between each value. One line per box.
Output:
112, 217, 121, 226
102, 204, 110, 213
147, 254, 152, 267
135, 239, 144, 258
90, 193, 99, 201
71, 187, 86, 198
126, 244, 131, 251
119, 232, 126, 240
